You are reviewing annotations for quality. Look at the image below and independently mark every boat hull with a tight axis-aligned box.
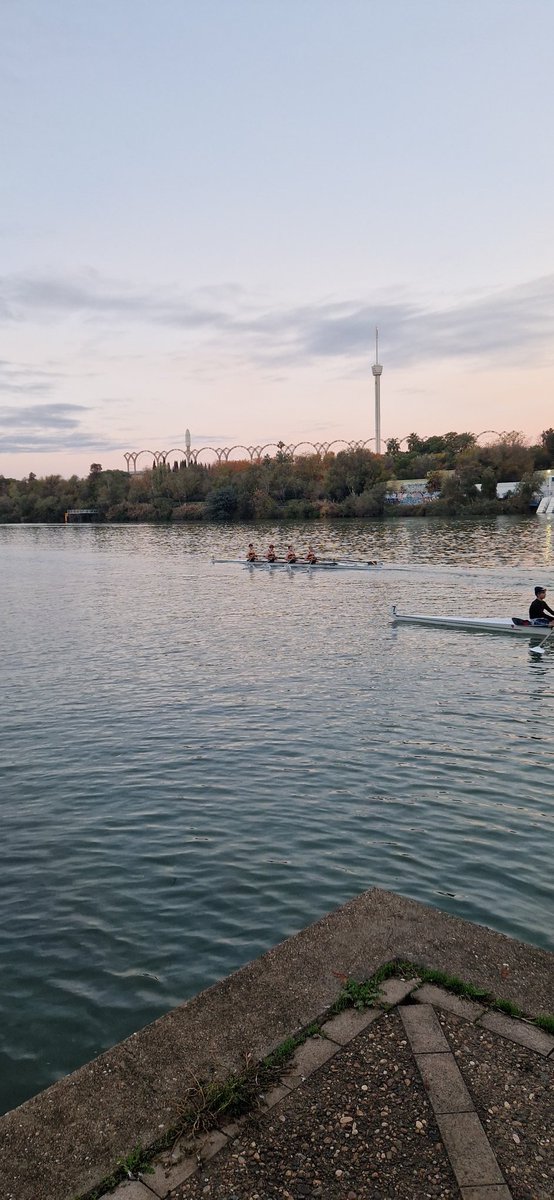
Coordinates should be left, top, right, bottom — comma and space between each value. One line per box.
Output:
212, 558, 381, 572
391, 611, 542, 635
245, 561, 380, 572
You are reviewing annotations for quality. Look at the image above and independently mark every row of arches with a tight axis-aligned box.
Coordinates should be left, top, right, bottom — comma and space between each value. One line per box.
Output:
123, 431, 509, 472
124, 438, 380, 471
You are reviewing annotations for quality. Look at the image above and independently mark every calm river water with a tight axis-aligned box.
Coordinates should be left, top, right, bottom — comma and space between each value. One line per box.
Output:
1, 517, 553, 1113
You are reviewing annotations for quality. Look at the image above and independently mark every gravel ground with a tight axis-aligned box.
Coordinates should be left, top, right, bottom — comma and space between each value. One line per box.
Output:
439, 1011, 553, 1200
169, 1010, 459, 1200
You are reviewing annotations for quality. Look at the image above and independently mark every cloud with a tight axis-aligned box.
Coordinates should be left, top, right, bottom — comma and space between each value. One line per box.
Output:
0, 359, 63, 395
241, 276, 554, 370
1, 270, 553, 373
0, 401, 86, 429
0, 401, 126, 454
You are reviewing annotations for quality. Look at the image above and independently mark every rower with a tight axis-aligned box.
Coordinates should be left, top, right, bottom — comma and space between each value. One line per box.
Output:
529, 585, 554, 626
305, 546, 317, 564
266, 544, 277, 562
246, 543, 257, 562
285, 544, 297, 563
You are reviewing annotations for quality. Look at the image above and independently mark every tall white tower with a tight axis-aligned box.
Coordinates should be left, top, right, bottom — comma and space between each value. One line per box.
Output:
185, 428, 191, 467
372, 327, 383, 453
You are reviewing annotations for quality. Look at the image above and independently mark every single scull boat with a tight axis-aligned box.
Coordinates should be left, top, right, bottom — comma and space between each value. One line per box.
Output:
391, 606, 543, 635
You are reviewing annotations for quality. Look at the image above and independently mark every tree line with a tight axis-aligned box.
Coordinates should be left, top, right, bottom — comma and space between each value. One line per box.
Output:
1, 429, 553, 523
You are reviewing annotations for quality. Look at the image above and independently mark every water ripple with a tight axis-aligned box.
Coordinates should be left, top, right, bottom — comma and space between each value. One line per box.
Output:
0, 518, 553, 1114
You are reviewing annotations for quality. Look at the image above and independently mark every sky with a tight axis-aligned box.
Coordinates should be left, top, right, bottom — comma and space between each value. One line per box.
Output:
1, 0, 554, 478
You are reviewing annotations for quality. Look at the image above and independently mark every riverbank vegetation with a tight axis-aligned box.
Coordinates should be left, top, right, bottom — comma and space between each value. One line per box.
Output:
1, 430, 553, 523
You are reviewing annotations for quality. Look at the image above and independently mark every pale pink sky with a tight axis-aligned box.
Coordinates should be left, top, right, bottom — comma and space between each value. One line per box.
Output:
2, 1, 554, 478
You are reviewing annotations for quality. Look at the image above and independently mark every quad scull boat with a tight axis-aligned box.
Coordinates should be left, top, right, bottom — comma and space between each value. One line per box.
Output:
211, 557, 382, 572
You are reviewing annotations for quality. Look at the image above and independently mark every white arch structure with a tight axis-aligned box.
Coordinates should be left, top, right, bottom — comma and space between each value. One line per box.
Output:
124, 438, 382, 471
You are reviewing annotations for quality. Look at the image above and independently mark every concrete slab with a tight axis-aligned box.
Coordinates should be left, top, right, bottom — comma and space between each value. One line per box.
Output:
199, 1130, 228, 1161
259, 1083, 292, 1109
379, 976, 420, 1005
108, 1184, 158, 1200
320, 1004, 382, 1044
479, 1011, 554, 1056
0, 1045, 163, 1200
144, 1156, 198, 1198
399, 1004, 450, 1053
282, 1034, 339, 1087
344, 888, 554, 1014
414, 982, 486, 1022
416, 1052, 474, 1114
437, 1112, 506, 1187
460, 1185, 513, 1199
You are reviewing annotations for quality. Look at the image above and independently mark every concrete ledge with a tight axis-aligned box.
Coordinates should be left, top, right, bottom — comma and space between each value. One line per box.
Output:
478, 1009, 554, 1056
1, 886, 553, 1200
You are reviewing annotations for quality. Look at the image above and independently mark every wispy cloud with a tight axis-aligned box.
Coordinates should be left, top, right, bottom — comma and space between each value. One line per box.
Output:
0, 401, 85, 430
0, 359, 63, 395
0, 401, 126, 454
1, 270, 553, 372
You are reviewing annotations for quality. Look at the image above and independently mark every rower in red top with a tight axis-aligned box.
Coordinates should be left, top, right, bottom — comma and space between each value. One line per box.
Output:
266, 544, 277, 562
285, 544, 297, 563
246, 543, 257, 562
305, 546, 318, 564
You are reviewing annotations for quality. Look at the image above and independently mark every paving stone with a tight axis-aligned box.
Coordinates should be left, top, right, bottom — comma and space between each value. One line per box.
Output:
320, 1004, 382, 1044
199, 1130, 228, 1160
416, 1051, 474, 1114
220, 1118, 244, 1136
282, 1034, 340, 1086
460, 1186, 513, 1199
259, 1082, 292, 1109
145, 1156, 198, 1197
379, 976, 420, 1006
399, 1003, 450, 1053
415, 983, 486, 1022
108, 1183, 157, 1200
479, 1010, 554, 1056
437, 1112, 505, 1187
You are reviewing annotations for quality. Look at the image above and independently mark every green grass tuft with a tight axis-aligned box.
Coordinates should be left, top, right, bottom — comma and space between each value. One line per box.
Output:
492, 998, 522, 1017
116, 1145, 154, 1176
534, 1012, 554, 1035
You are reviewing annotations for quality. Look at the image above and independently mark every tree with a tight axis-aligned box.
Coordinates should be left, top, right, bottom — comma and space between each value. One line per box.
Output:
323, 448, 386, 501
406, 433, 424, 453
480, 467, 498, 500
87, 462, 103, 501
205, 485, 238, 520
426, 470, 444, 495
510, 472, 543, 513
540, 429, 554, 465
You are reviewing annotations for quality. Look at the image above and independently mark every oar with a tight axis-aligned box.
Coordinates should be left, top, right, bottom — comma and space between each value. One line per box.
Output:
529, 626, 554, 657
318, 549, 380, 566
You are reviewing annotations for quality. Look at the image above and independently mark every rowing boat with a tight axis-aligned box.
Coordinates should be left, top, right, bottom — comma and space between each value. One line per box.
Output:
391, 606, 544, 635
211, 557, 382, 572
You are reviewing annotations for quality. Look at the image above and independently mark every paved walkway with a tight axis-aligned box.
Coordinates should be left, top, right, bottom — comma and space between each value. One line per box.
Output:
109, 978, 554, 1200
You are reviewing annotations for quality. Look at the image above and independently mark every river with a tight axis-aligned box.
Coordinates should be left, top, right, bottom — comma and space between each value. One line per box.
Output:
0, 516, 552, 1114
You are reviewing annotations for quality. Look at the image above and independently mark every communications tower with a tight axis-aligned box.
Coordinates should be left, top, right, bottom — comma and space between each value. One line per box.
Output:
372, 327, 383, 453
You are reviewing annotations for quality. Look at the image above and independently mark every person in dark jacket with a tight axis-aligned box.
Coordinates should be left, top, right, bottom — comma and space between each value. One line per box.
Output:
529, 586, 554, 626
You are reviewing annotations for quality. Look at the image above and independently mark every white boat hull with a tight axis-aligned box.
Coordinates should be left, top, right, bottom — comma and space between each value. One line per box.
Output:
391, 610, 543, 635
